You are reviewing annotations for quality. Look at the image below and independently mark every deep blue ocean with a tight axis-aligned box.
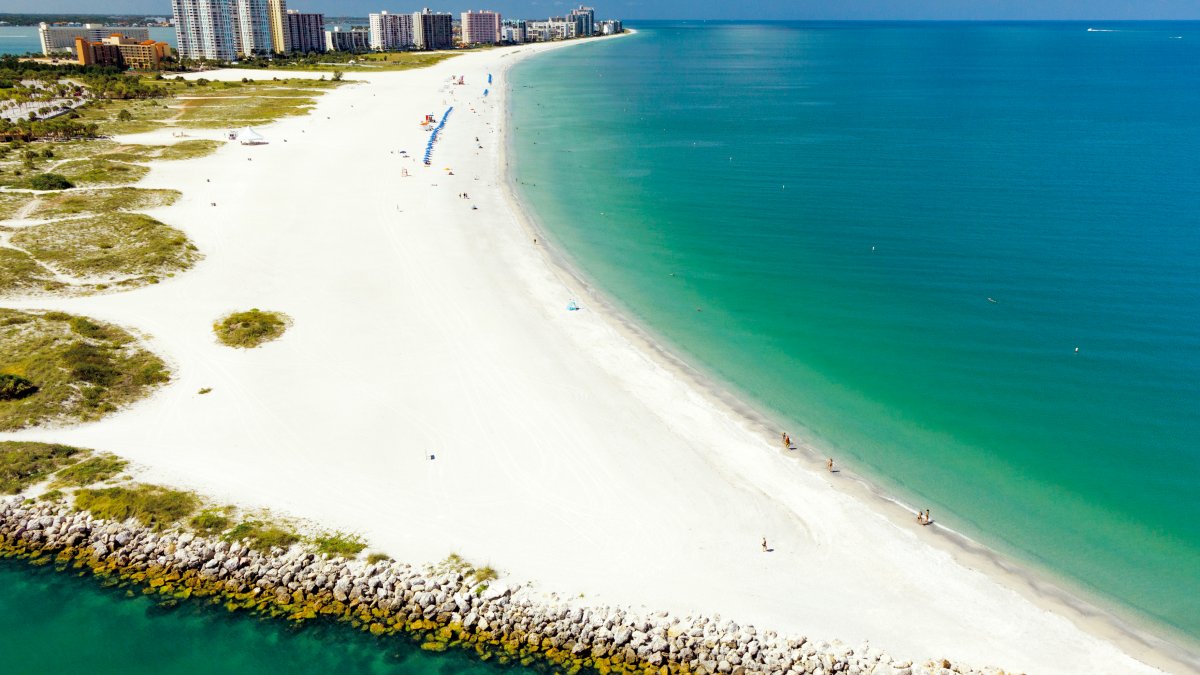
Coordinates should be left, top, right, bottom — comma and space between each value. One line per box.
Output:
510, 21, 1200, 649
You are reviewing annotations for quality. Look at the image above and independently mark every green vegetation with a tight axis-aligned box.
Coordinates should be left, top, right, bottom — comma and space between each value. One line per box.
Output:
0, 441, 86, 494
10, 212, 199, 284
0, 373, 37, 400
471, 566, 499, 584
367, 552, 392, 565
0, 192, 32, 219
213, 309, 289, 348
27, 187, 180, 219
74, 484, 199, 530
52, 158, 149, 186
190, 508, 233, 535
28, 173, 73, 190
235, 51, 460, 73
96, 140, 221, 163
0, 308, 170, 430
224, 520, 300, 551
0, 247, 61, 295
50, 454, 128, 487
313, 531, 367, 557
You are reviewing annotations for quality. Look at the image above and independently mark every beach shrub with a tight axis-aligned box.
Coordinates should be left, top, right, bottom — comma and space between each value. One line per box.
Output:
313, 531, 367, 558
0, 374, 37, 401
50, 454, 128, 487
224, 520, 299, 551
190, 508, 232, 535
0, 441, 86, 494
28, 172, 72, 190
0, 308, 170, 430
366, 552, 391, 565
213, 309, 289, 348
471, 565, 499, 584
74, 484, 198, 530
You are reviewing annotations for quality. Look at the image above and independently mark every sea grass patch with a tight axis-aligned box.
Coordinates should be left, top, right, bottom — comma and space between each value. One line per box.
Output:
0, 308, 170, 430
10, 212, 199, 284
213, 309, 290, 348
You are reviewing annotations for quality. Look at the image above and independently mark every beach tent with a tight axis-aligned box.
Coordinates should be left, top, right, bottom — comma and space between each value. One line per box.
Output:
237, 127, 268, 145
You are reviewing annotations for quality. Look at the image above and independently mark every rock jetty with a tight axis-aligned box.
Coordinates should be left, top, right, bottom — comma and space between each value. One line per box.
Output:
0, 496, 1012, 675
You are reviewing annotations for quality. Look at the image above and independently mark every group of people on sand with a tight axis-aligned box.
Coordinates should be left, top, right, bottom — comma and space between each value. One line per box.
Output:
917, 509, 932, 526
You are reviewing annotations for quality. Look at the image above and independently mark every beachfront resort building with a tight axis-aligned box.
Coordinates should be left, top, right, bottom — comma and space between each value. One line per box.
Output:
267, 0, 290, 52
413, 9, 454, 51
568, 6, 596, 36
597, 19, 623, 35
39, 23, 150, 56
172, 0, 239, 60
501, 19, 527, 44
461, 10, 502, 46
74, 35, 171, 69
369, 11, 415, 51
285, 11, 327, 54
172, 0, 278, 60
325, 26, 371, 53
234, 0, 274, 55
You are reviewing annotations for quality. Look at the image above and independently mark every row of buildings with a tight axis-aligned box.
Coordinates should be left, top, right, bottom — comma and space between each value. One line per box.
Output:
171, 0, 328, 60
368, 7, 622, 50
40, 3, 623, 65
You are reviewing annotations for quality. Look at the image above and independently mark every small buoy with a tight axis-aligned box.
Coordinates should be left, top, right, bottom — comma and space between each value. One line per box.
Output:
1074, 347, 1079, 353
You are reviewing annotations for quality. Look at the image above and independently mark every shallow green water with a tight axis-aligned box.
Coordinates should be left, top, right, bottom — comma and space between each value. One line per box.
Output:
510, 22, 1200, 644
0, 555, 532, 675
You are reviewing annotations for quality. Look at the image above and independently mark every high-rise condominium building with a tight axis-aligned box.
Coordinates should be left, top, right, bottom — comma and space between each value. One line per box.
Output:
234, 0, 274, 55
39, 23, 150, 55
412, 8, 453, 51
369, 11, 414, 51
286, 10, 326, 53
461, 10, 502, 46
267, 0, 290, 53
568, 6, 595, 36
172, 0, 238, 60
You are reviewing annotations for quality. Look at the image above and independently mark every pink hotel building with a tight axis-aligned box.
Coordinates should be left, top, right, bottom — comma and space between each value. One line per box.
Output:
461, 10, 502, 45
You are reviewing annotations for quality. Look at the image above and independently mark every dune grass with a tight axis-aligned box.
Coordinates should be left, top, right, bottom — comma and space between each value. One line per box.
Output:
51, 158, 149, 187
27, 188, 181, 219
10, 212, 199, 284
0, 192, 33, 219
73, 98, 176, 135
224, 519, 300, 551
213, 309, 289, 348
313, 531, 367, 557
190, 507, 234, 535
0, 247, 62, 295
0, 308, 170, 430
49, 454, 128, 488
75, 484, 199, 531
96, 141, 222, 163
0, 441, 87, 494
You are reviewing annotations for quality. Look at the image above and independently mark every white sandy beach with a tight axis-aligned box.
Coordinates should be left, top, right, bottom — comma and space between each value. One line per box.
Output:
0, 41, 1179, 674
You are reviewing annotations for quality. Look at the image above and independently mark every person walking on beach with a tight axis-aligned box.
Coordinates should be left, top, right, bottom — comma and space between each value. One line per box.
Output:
917, 510, 926, 525
761, 537, 768, 552
924, 509, 932, 526
827, 457, 834, 472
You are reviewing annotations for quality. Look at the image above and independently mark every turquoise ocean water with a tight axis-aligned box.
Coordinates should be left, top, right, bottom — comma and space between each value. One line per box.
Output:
510, 22, 1200, 649
1, 21, 1197, 673
0, 555, 531, 675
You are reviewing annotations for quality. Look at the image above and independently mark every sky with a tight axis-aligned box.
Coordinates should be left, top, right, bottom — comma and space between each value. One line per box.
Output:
5, 0, 1199, 20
